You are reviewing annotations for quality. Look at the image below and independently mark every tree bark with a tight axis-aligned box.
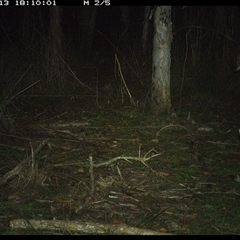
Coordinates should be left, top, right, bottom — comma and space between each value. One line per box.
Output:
151, 6, 172, 115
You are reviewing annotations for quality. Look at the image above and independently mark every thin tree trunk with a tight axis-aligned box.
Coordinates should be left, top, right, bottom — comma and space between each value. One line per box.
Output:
120, 6, 130, 35
47, 6, 65, 93
142, 6, 151, 55
80, 7, 97, 58
151, 6, 172, 115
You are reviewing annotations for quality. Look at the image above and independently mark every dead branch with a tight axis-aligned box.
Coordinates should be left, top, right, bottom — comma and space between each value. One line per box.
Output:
10, 219, 172, 235
207, 141, 238, 146
156, 124, 188, 136
75, 150, 161, 212
93, 153, 161, 168
75, 154, 95, 213
115, 54, 136, 107
47, 121, 89, 128
0, 139, 51, 185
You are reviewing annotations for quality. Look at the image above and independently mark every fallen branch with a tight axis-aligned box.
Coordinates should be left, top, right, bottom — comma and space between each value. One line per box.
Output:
10, 219, 171, 235
207, 141, 238, 146
156, 124, 188, 136
0, 139, 51, 185
93, 153, 161, 168
75, 154, 95, 213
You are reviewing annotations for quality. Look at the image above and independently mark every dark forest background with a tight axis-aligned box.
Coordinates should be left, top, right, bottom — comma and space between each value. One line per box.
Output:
0, 6, 240, 110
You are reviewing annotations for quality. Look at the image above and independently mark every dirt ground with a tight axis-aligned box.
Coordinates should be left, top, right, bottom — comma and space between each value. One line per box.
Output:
0, 95, 240, 235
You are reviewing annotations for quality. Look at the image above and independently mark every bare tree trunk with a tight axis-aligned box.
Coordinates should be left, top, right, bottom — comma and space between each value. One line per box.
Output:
80, 7, 97, 58
142, 6, 151, 55
120, 6, 130, 35
151, 6, 172, 115
21, 8, 31, 46
47, 6, 65, 94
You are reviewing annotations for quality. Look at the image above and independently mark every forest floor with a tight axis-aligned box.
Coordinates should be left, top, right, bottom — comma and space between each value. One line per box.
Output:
0, 93, 240, 235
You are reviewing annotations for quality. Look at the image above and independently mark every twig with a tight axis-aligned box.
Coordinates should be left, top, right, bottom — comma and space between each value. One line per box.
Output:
156, 124, 188, 136
5, 65, 33, 100
207, 141, 238, 146
0, 132, 32, 141
4, 80, 40, 106
75, 154, 95, 213
89, 154, 95, 196
58, 55, 93, 91
115, 54, 136, 106
93, 153, 161, 168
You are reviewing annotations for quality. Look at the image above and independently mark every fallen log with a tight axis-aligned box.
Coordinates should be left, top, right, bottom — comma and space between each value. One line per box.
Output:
10, 219, 172, 235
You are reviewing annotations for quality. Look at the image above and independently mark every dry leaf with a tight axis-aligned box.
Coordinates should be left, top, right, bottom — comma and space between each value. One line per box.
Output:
8, 192, 25, 201
151, 139, 159, 143
112, 218, 125, 224
77, 168, 84, 173
156, 171, 170, 176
